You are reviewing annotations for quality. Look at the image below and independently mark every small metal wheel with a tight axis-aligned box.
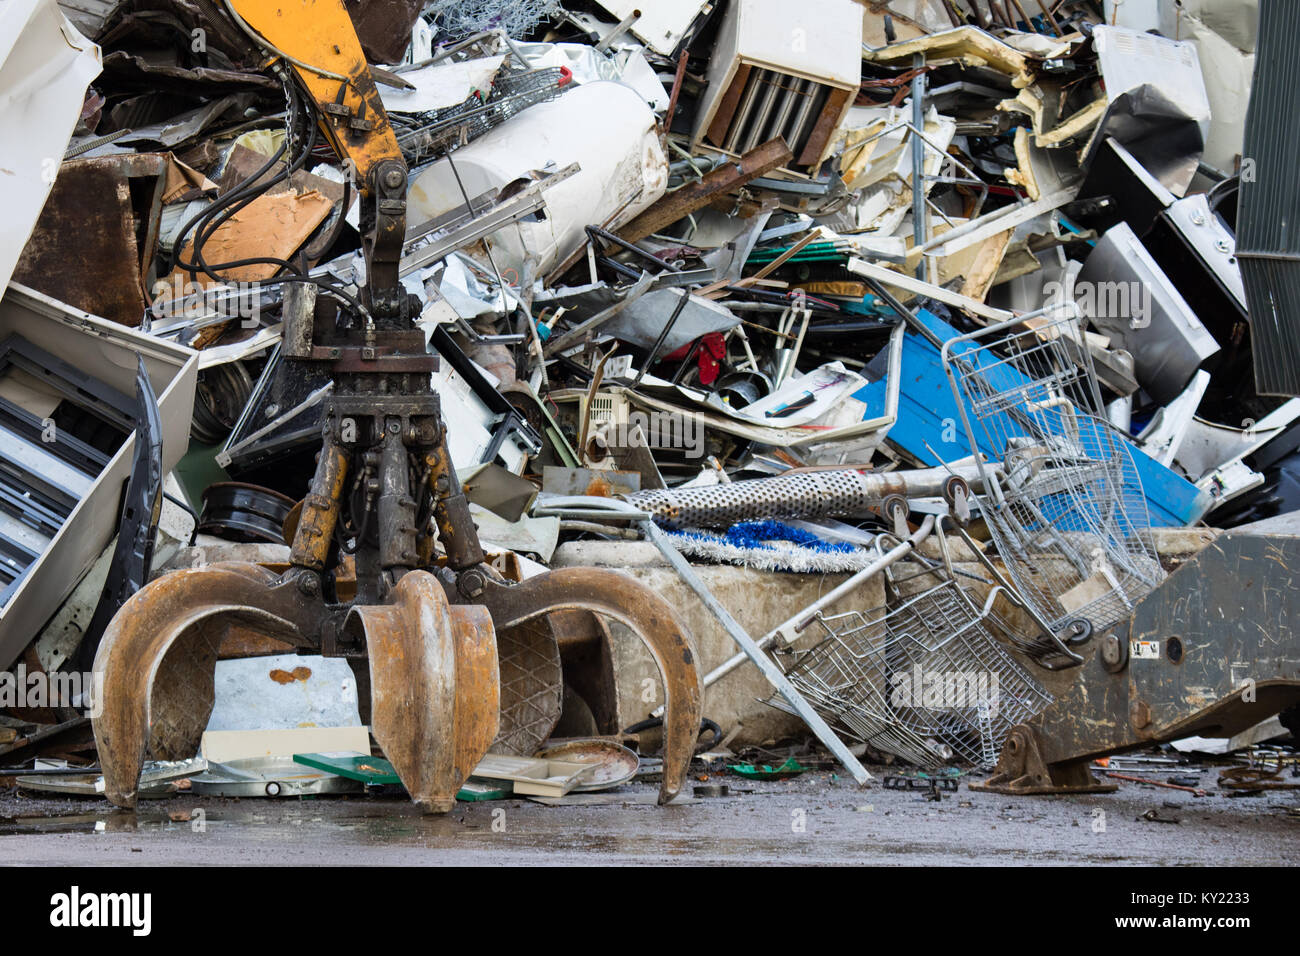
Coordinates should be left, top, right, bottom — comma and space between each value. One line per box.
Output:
1065, 619, 1093, 645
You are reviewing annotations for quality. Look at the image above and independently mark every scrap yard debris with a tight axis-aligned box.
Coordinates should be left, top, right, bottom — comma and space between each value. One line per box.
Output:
1, 0, 1298, 823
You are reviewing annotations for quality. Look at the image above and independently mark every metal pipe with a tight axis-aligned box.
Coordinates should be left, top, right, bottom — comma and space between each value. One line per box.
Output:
723, 69, 765, 154
910, 53, 927, 281
766, 77, 803, 146
642, 520, 874, 786
740, 71, 783, 154
595, 8, 641, 53
626, 464, 986, 529
783, 80, 822, 156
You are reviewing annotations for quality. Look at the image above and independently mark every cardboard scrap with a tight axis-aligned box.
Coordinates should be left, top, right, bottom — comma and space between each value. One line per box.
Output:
166, 186, 335, 287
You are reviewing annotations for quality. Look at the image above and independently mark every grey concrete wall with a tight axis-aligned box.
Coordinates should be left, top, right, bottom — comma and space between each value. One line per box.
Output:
552, 541, 887, 747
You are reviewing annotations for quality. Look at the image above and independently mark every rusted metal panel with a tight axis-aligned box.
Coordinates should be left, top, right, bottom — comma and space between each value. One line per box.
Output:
704, 63, 753, 147
91, 563, 322, 807
351, 571, 499, 813
976, 519, 1300, 793
11, 154, 169, 328
796, 86, 851, 167
343, 0, 425, 66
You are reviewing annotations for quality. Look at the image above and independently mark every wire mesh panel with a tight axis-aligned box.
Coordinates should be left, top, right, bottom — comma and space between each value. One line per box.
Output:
941, 311, 1164, 638
771, 569, 1053, 768
424, 0, 561, 38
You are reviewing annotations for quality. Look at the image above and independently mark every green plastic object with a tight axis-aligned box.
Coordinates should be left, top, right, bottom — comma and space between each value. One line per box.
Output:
458, 779, 510, 801
727, 757, 807, 780
292, 752, 510, 800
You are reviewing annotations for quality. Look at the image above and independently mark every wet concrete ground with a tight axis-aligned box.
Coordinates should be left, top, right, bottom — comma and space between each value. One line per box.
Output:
1, 766, 1297, 865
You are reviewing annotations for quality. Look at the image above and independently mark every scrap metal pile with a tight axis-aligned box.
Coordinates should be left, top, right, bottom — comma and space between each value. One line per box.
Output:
1, 0, 1297, 806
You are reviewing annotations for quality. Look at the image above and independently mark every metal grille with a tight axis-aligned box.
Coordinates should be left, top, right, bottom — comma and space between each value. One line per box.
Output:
941, 310, 1164, 639
491, 619, 563, 756
771, 562, 1053, 768
394, 67, 571, 165
630, 470, 886, 528
720, 68, 832, 165
627, 467, 960, 529
1237, 0, 1300, 396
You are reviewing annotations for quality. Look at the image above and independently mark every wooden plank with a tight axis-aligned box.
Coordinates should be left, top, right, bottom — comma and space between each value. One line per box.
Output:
698, 228, 822, 299
617, 137, 793, 243
201, 726, 371, 762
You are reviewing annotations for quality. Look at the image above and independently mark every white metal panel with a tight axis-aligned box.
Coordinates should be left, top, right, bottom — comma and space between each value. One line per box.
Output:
0, 282, 198, 671
0, 0, 101, 291
409, 81, 667, 282
732, 0, 863, 87
593, 0, 711, 56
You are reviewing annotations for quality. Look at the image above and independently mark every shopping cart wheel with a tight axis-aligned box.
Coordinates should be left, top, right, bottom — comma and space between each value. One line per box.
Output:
1065, 619, 1093, 645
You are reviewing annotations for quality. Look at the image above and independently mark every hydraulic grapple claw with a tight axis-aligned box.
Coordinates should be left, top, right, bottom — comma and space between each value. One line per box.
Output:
92, 564, 499, 813
91, 563, 316, 809
346, 571, 498, 812
476, 567, 702, 805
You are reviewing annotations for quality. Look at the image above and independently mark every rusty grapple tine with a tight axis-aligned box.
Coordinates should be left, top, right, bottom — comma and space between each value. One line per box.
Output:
477, 567, 702, 804
347, 571, 499, 812
91, 563, 313, 809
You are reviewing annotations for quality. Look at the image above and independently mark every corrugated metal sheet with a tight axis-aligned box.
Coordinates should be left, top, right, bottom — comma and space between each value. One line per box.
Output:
1237, 0, 1300, 396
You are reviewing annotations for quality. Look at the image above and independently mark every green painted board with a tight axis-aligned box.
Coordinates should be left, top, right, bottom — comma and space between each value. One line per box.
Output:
728, 757, 807, 780
293, 752, 400, 784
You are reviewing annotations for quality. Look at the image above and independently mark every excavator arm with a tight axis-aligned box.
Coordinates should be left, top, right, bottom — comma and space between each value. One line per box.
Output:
222, 0, 408, 317
88, 0, 705, 814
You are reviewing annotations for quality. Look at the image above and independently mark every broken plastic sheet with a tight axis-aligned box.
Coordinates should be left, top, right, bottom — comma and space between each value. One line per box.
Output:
589, 0, 709, 57
111, 92, 259, 148
471, 503, 560, 563
638, 362, 869, 430
862, 25, 1034, 87
603, 287, 739, 354
0, 0, 101, 291
821, 105, 957, 236
835, 104, 956, 193
380, 55, 506, 114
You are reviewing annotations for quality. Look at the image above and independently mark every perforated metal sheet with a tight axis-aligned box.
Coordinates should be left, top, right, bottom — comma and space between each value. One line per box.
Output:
627, 469, 950, 529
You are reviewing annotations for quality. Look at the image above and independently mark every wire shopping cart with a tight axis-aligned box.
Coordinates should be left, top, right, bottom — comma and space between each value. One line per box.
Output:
767, 521, 1053, 768
939, 308, 1165, 663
